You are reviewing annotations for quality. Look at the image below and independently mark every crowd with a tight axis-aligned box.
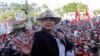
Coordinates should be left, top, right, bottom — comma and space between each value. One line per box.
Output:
0, 19, 99, 56
60, 18, 100, 56
0, 30, 33, 56
0, 9, 99, 56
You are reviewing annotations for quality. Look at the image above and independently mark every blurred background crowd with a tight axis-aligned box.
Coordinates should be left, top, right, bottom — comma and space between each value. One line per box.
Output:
0, 0, 100, 56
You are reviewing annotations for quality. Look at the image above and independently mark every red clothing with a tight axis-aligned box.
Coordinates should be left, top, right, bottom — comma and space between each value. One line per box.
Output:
76, 38, 81, 46
2, 35, 6, 43
83, 51, 90, 56
76, 51, 83, 56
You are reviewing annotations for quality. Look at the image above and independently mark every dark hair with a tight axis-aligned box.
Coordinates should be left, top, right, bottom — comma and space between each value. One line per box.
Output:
92, 46, 99, 53
56, 29, 64, 34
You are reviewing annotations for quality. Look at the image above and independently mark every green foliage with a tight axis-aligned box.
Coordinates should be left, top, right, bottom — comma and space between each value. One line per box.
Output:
42, 4, 49, 9
55, 2, 87, 17
54, 8, 64, 17
10, 3, 23, 11
0, 11, 15, 22
63, 2, 87, 13
63, 2, 77, 13
0, 3, 42, 22
93, 9, 100, 14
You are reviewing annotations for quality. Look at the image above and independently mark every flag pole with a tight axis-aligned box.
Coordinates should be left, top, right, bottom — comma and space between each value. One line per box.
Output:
88, 9, 94, 29
90, 17, 94, 29
76, 3, 80, 28
84, 8, 94, 30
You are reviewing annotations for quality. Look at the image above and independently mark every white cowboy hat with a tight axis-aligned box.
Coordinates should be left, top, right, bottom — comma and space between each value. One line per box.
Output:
36, 9, 61, 24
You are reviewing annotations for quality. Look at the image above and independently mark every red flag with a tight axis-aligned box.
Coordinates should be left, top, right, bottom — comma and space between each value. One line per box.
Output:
84, 9, 94, 29
75, 10, 80, 20
84, 9, 90, 20
71, 10, 80, 25
71, 18, 77, 25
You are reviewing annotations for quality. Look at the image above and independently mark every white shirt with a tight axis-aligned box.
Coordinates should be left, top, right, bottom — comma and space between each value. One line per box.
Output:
66, 50, 75, 56
55, 38, 65, 56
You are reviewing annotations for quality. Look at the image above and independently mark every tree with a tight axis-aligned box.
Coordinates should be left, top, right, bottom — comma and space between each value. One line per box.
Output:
0, 11, 15, 22
54, 2, 87, 17
0, 2, 44, 22
54, 8, 64, 17
42, 4, 48, 9
63, 2, 87, 13
93, 9, 100, 15
10, 3, 23, 11
28, 3, 41, 17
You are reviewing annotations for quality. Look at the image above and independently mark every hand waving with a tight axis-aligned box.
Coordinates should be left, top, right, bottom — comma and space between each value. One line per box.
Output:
11, 37, 33, 55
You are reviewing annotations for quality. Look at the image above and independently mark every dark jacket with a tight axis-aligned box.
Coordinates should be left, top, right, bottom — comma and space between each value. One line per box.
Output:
31, 28, 74, 56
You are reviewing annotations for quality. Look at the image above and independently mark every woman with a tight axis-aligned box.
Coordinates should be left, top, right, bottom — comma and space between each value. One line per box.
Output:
12, 9, 74, 56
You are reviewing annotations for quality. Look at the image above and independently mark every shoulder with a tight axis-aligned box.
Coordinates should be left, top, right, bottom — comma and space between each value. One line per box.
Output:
34, 30, 43, 36
33, 31, 44, 43
34, 30, 45, 39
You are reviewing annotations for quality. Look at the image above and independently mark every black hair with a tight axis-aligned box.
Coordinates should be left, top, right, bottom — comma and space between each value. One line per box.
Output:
92, 46, 99, 53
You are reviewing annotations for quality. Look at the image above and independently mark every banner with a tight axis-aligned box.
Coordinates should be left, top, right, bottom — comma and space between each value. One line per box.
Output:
6, 21, 13, 34
0, 21, 13, 35
1, 22, 6, 34
26, 18, 32, 30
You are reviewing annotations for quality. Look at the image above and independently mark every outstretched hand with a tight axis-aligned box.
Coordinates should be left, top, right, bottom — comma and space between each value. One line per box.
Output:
11, 37, 33, 55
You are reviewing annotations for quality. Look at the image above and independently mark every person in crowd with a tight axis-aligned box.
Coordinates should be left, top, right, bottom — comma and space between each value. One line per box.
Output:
12, 9, 74, 56
83, 45, 90, 56
75, 46, 84, 56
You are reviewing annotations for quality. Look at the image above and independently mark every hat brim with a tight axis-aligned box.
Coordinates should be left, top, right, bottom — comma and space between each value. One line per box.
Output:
36, 17, 61, 24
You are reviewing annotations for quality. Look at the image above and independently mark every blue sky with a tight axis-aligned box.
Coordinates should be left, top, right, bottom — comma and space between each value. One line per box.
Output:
0, 0, 100, 11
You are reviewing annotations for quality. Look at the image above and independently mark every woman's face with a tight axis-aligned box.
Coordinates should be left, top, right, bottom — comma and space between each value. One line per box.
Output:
42, 18, 55, 30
